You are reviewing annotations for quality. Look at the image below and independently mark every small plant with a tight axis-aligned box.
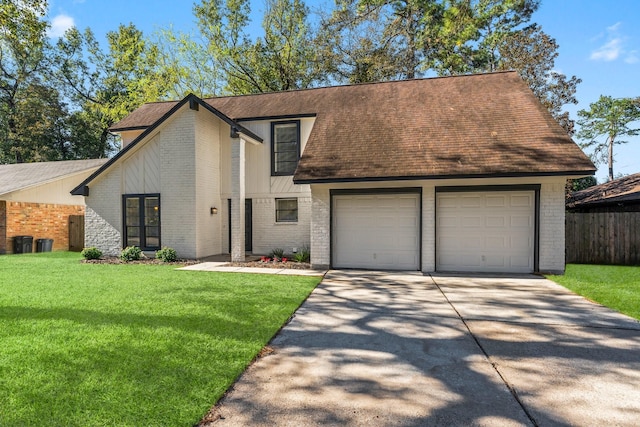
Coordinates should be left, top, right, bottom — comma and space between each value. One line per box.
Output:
120, 246, 143, 262
269, 248, 285, 259
260, 256, 272, 263
292, 246, 310, 263
81, 247, 102, 260
156, 247, 177, 263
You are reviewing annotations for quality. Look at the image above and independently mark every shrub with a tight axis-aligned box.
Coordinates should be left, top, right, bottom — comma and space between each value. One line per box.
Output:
120, 246, 143, 262
156, 247, 177, 263
269, 248, 285, 259
292, 246, 310, 263
81, 247, 102, 260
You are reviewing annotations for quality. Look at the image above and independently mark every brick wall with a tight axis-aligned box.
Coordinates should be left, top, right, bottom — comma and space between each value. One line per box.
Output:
538, 180, 567, 274
1, 200, 84, 254
0, 201, 6, 254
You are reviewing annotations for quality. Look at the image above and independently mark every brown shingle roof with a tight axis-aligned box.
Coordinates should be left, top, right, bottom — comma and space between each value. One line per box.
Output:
110, 72, 595, 182
567, 173, 640, 208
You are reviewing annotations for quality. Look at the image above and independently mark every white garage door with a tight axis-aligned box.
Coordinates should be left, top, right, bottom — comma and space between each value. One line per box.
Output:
333, 193, 420, 270
436, 191, 535, 273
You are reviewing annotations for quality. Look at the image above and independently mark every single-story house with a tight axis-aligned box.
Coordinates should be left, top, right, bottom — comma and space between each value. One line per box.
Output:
1, 159, 108, 254
567, 173, 640, 212
72, 71, 595, 274
565, 173, 640, 265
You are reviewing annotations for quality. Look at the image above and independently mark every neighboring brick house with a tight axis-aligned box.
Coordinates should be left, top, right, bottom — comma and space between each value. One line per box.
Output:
0, 159, 107, 254
73, 72, 595, 273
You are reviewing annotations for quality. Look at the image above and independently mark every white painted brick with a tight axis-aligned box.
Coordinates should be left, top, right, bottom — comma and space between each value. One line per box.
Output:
310, 186, 330, 268
538, 180, 567, 273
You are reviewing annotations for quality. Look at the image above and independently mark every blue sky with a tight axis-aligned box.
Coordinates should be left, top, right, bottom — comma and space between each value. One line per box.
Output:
47, 0, 640, 182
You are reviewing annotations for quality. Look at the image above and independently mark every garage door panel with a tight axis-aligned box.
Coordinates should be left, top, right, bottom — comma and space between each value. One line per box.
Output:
485, 195, 507, 207
486, 216, 506, 227
437, 191, 534, 273
333, 193, 420, 270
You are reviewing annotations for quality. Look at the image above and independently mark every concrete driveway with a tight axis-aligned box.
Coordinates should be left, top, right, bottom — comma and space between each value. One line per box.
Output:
207, 270, 640, 426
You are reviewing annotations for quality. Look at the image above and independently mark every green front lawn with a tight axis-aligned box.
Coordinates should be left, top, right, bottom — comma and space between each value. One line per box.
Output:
0, 252, 321, 426
548, 264, 640, 320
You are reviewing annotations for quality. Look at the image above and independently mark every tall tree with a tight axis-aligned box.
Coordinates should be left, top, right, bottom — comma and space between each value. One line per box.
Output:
0, 0, 51, 162
194, 0, 323, 94
495, 24, 581, 134
320, 0, 579, 133
577, 96, 640, 181
154, 28, 223, 98
56, 24, 175, 155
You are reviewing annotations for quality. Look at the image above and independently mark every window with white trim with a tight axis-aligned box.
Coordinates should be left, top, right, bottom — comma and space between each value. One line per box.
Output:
275, 198, 298, 222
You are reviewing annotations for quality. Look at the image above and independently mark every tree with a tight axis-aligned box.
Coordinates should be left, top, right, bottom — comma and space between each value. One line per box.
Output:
56, 24, 175, 156
319, 0, 579, 133
193, 0, 323, 94
577, 96, 640, 181
0, 0, 51, 162
495, 24, 581, 135
154, 28, 223, 98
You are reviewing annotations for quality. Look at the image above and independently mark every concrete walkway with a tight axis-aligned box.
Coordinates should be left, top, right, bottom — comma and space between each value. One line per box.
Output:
178, 262, 327, 276
206, 270, 640, 427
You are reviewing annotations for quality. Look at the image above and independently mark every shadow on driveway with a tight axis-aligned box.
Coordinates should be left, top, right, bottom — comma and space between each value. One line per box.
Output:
206, 270, 640, 427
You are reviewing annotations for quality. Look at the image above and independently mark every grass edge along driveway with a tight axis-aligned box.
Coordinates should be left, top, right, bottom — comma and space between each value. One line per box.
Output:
548, 263, 640, 321
0, 252, 321, 427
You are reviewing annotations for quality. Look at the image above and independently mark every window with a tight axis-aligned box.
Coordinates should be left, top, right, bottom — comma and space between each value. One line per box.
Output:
276, 198, 298, 222
123, 194, 160, 250
271, 121, 300, 176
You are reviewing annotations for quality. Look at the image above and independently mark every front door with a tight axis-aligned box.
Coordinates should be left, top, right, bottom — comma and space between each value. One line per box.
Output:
228, 199, 252, 253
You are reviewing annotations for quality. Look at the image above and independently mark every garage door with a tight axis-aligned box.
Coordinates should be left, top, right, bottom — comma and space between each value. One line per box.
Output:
436, 191, 535, 273
332, 193, 420, 270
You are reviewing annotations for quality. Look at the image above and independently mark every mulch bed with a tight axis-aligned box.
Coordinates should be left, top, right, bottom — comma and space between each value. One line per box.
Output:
82, 257, 313, 269
82, 257, 199, 266
227, 261, 312, 270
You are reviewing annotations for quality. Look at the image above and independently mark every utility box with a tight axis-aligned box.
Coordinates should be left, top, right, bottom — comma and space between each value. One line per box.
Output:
13, 236, 33, 254
36, 238, 54, 253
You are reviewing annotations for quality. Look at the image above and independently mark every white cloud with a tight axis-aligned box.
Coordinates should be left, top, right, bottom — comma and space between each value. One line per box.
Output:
589, 22, 637, 63
625, 51, 639, 64
607, 22, 622, 32
590, 38, 622, 61
47, 14, 75, 38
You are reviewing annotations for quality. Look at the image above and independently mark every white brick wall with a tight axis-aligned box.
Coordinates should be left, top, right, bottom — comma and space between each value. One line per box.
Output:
158, 109, 198, 259
538, 179, 567, 274
310, 186, 330, 268
84, 163, 123, 256
84, 206, 121, 256
421, 185, 436, 272
195, 110, 222, 258
250, 197, 311, 255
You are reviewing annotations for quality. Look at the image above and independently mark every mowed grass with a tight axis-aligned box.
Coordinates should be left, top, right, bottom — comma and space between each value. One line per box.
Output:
0, 252, 321, 426
548, 264, 640, 320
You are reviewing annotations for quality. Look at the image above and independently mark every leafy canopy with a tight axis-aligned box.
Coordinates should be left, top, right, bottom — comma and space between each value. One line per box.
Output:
577, 96, 640, 181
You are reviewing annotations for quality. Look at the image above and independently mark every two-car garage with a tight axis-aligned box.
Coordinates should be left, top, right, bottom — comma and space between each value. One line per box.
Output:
330, 187, 538, 273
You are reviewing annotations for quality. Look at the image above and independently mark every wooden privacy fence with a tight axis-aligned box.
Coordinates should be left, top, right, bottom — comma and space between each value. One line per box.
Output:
68, 215, 84, 252
566, 212, 640, 265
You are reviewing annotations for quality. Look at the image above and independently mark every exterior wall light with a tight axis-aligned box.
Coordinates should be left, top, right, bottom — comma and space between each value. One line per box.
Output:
210, 207, 218, 215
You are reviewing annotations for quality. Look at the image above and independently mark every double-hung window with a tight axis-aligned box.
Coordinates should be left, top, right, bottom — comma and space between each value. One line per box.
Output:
123, 194, 161, 250
271, 121, 300, 176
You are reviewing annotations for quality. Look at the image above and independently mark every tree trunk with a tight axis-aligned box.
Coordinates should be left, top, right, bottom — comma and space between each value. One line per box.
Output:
608, 135, 614, 181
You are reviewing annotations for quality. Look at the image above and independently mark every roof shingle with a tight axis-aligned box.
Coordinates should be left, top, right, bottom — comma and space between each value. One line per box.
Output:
110, 72, 595, 182
0, 159, 108, 196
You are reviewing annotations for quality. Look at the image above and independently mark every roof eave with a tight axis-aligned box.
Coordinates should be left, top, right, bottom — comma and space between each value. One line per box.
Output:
293, 169, 597, 185
71, 94, 260, 196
